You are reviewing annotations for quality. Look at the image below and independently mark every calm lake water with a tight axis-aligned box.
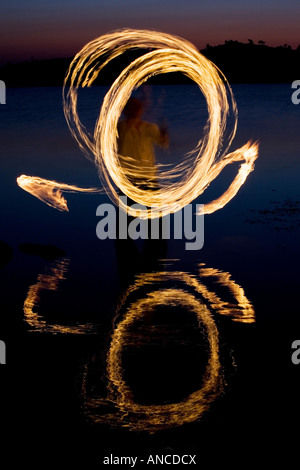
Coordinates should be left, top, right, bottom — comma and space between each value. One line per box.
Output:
0, 84, 299, 465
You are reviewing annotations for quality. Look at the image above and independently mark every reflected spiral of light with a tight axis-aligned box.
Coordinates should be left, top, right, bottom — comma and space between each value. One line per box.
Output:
23, 258, 98, 334
108, 290, 220, 431
85, 288, 221, 432
82, 266, 255, 430
61, 28, 258, 218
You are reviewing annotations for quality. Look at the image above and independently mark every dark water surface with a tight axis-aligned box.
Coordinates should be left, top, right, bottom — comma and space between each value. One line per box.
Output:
0, 84, 299, 466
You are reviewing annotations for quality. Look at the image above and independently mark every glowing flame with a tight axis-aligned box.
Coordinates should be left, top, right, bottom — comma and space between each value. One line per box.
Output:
17, 29, 258, 216
17, 175, 101, 212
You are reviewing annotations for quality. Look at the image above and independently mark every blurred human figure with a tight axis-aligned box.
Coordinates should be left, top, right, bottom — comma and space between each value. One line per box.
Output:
115, 97, 168, 284
117, 97, 168, 187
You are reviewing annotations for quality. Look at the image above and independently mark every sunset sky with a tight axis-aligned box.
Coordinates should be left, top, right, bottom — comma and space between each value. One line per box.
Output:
1, 0, 300, 63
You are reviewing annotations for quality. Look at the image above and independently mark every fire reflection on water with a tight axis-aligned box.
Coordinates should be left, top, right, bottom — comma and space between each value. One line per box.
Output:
22, 256, 254, 430
82, 289, 221, 432
23, 257, 97, 334
79, 267, 255, 431
23, 260, 254, 430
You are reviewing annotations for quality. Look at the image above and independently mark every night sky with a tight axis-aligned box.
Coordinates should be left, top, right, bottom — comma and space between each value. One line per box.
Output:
1, 0, 300, 63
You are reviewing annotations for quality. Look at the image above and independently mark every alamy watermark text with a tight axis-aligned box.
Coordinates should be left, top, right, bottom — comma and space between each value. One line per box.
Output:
96, 196, 204, 250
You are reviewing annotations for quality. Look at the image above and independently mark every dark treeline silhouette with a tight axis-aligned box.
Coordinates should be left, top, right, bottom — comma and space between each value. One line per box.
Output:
1, 40, 300, 86
202, 40, 300, 83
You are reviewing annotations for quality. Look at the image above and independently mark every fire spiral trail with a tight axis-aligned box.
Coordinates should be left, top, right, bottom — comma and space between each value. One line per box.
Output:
17, 29, 258, 217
